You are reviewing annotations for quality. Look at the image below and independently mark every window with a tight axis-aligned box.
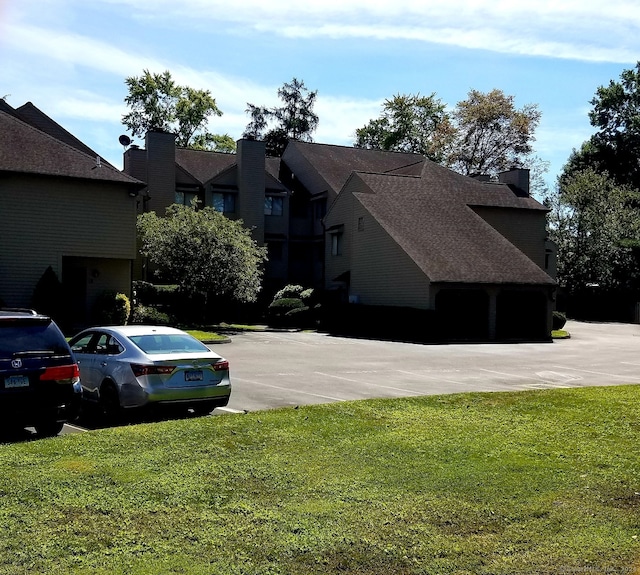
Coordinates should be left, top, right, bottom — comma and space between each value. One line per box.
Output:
265, 196, 283, 216
175, 190, 198, 206
331, 232, 343, 256
212, 192, 236, 214
358, 217, 364, 231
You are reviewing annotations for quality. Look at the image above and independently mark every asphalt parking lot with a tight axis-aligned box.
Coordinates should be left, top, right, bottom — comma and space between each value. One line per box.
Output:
57, 320, 640, 436
216, 319, 640, 413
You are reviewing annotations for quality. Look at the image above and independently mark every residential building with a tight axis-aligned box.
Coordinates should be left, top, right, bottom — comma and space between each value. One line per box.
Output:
125, 134, 556, 340
0, 101, 145, 329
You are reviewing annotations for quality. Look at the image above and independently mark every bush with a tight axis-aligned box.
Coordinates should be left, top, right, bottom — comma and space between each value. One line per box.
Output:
131, 304, 172, 325
553, 310, 567, 330
267, 298, 307, 327
93, 291, 131, 325
273, 285, 305, 301
31, 266, 64, 321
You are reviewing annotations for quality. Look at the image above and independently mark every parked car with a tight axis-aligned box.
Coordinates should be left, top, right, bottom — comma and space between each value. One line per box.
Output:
0, 309, 82, 437
68, 325, 231, 420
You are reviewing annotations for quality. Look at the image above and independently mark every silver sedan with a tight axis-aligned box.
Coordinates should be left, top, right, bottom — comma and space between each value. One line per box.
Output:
68, 325, 231, 420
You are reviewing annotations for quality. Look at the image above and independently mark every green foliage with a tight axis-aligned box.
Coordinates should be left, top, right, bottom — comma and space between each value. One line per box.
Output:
92, 291, 131, 325
272, 284, 305, 300
137, 205, 268, 307
355, 93, 455, 162
130, 304, 171, 325
243, 77, 319, 156
546, 168, 640, 293
563, 62, 640, 190
31, 266, 64, 321
0, 386, 638, 573
449, 88, 541, 176
122, 69, 228, 150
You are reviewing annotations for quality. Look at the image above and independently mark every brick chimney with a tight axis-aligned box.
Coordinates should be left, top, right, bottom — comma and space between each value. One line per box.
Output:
236, 138, 267, 244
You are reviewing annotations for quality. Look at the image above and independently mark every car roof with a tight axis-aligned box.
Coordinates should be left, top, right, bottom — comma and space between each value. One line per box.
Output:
0, 308, 51, 321
79, 325, 188, 337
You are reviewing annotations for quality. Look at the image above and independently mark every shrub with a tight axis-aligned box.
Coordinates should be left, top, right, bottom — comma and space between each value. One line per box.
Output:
31, 266, 64, 321
131, 304, 172, 325
273, 285, 305, 301
267, 298, 306, 327
93, 291, 131, 325
553, 310, 567, 330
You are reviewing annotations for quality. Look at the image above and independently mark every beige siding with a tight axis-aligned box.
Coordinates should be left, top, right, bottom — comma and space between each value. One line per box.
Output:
471, 206, 547, 269
350, 201, 431, 309
0, 174, 136, 307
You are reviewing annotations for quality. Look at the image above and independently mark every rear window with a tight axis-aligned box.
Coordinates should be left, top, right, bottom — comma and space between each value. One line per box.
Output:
129, 334, 210, 355
0, 320, 70, 357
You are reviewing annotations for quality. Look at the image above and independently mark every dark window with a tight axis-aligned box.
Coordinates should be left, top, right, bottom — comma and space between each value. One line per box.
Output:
212, 193, 236, 214
175, 190, 199, 206
265, 196, 283, 216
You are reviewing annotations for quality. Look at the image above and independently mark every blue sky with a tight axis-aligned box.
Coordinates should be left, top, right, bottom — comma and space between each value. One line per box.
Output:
2, 0, 639, 192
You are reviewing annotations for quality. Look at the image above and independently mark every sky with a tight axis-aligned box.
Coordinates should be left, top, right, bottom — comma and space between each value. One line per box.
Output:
2, 0, 639, 193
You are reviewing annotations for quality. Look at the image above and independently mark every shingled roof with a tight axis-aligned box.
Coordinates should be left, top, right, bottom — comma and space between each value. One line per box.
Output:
284, 140, 425, 194
0, 109, 144, 188
349, 161, 553, 286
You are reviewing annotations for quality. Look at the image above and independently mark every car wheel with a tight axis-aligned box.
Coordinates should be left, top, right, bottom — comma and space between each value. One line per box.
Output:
34, 421, 64, 438
99, 382, 122, 423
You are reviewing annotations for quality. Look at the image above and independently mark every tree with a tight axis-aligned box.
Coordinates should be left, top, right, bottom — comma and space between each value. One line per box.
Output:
448, 89, 541, 177
354, 93, 455, 162
137, 204, 268, 306
243, 78, 319, 156
546, 168, 640, 294
563, 62, 640, 190
123, 70, 234, 152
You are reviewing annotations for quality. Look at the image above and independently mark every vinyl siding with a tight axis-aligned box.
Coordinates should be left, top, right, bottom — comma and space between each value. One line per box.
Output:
0, 174, 136, 307
350, 201, 431, 309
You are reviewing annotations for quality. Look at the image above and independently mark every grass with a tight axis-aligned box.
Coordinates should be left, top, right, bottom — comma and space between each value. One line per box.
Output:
1, 386, 639, 574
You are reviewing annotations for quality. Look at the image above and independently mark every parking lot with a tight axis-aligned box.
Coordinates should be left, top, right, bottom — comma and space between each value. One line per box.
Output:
60, 320, 640, 435
217, 320, 640, 412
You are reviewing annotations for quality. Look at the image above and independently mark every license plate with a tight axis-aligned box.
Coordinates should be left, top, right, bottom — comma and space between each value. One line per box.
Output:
5, 375, 29, 388
184, 370, 203, 382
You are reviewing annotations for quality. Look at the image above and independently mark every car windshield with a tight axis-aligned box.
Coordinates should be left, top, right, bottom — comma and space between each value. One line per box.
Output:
128, 333, 211, 355
0, 321, 69, 357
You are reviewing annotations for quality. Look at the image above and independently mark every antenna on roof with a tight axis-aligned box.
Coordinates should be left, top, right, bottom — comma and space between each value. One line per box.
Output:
119, 134, 132, 149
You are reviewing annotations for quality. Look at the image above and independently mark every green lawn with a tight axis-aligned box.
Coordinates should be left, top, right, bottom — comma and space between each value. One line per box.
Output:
1, 386, 639, 574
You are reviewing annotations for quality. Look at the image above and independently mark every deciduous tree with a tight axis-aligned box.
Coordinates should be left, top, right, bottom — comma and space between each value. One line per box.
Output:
449, 89, 541, 177
354, 93, 454, 162
123, 70, 234, 152
137, 204, 267, 306
563, 62, 640, 190
546, 168, 640, 294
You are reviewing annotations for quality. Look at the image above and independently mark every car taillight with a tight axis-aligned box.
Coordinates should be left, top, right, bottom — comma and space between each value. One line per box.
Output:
212, 360, 229, 371
131, 364, 175, 377
40, 364, 80, 382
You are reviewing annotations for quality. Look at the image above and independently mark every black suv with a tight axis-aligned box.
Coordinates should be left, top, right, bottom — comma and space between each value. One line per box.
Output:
0, 309, 82, 437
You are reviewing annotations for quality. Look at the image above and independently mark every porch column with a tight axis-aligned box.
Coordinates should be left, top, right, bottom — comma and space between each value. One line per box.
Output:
487, 287, 498, 341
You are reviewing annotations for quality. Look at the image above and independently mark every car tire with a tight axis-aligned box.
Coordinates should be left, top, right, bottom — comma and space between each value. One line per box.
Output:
34, 421, 64, 438
99, 382, 122, 424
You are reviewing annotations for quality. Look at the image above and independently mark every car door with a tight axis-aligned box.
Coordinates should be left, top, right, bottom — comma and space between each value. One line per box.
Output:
69, 332, 101, 401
